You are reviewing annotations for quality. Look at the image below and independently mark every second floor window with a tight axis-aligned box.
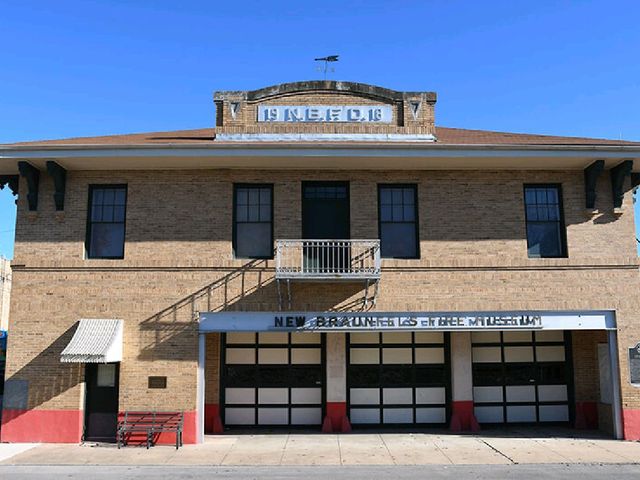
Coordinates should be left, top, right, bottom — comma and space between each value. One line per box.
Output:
86, 185, 127, 259
233, 184, 273, 259
378, 185, 419, 259
524, 184, 567, 258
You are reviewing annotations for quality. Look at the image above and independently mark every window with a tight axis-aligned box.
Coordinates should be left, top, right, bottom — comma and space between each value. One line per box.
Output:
303, 184, 348, 199
96, 364, 117, 387
524, 185, 567, 258
233, 184, 273, 258
378, 185, 419, 258
86, 185, 127, 259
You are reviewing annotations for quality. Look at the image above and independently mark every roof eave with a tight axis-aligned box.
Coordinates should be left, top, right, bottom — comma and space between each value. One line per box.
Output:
2, 143, 639, 175
1, 142, 640, 154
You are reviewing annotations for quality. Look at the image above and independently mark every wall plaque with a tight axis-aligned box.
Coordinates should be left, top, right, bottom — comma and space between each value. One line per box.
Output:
257, 105, 393, 123
148, 376, 167, 389
629, 343, 640, 385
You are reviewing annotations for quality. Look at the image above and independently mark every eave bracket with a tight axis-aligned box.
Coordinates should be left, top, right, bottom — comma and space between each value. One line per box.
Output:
46, 161, 67, 211
610, 160, 633, 209
17, 161, 40, 211
0, 175, 19, 198
584, 160, 604, 210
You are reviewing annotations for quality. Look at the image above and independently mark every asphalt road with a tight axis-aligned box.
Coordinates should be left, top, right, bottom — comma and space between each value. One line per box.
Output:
1, 465, 640, 479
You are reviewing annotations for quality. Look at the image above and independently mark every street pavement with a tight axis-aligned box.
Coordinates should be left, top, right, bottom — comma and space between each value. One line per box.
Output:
2, 464, 640, 479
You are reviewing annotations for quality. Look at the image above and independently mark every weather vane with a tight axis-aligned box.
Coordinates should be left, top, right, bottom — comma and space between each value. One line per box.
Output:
315, 55, 339, 80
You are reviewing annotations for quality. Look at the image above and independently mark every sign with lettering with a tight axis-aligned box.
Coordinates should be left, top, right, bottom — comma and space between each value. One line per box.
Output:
629, 343, 640, 385
257, 105, 392, 123
199, 311, 616, 333
148, 376, 167, 389
272, 313, 542, 330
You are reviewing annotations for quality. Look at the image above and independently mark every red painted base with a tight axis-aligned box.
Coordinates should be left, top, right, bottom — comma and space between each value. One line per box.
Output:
205, 404, 224, 434
574, 402, 598, 429
449, 401, 480, 432
322, 402, 351, 433
1, 409, 83, 443
623, 409, 640, 440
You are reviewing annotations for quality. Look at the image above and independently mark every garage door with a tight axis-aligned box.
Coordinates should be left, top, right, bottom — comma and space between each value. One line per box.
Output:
221, 332, 324, 427
472, 330, 572, 424
347, 332, 450, 426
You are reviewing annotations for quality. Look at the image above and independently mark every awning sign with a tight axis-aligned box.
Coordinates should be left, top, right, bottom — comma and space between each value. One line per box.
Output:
275, 314, 541, 329
199, 311, 615, 333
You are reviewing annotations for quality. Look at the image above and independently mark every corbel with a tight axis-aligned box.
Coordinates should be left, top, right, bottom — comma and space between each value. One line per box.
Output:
17, 161, 40, 211
0, 175, 19, 197
46, 161, 67, 211
583, 160, 604, 210
610, 160, 633, 209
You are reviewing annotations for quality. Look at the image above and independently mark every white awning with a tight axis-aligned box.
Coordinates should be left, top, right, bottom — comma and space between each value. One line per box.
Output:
60, 319, 123, 363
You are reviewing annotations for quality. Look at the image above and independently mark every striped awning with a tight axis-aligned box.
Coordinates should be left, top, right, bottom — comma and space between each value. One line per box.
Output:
60, 319, 123, 363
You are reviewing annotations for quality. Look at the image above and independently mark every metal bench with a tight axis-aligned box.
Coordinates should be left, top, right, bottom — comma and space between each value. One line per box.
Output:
117, 411, 184, 449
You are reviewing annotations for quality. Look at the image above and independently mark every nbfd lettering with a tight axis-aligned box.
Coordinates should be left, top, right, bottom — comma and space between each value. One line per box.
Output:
260, 106, 387, 123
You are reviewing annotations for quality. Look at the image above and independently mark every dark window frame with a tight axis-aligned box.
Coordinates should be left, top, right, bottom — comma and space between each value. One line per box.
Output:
85, 184, 128, 260
377, 184, 420, 259
301, 180, 351, 239
232, 183, 274, 260
523, 183, 568, 259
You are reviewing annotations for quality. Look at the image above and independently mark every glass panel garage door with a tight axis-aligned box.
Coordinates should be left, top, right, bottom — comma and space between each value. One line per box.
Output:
222, 332, 324, 427
472, 331, 573, 424
347, 332, 450, 426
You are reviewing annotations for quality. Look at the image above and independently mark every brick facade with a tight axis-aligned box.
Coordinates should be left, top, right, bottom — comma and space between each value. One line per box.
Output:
2, 166, 639, 440
0, 257, 10, 331
214, 81, 436, 136
2, 81, 639, 443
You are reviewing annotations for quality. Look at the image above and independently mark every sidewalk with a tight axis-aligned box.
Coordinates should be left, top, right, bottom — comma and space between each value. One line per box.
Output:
0, 444, 39, 463
2, 430, 640, 466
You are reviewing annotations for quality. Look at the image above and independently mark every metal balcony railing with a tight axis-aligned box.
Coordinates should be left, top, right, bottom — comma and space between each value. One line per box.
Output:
275, 239, 381, 281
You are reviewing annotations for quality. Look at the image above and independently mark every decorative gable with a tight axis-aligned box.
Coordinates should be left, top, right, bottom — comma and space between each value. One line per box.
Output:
214, 81, 436, 141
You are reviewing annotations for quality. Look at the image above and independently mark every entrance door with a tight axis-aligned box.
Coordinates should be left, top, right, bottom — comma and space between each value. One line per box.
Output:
471, 331, 573, 424
347, 332, 451, 426
302, 182, 350, 273
84, 363, 120, 442
222, 332, 325, 427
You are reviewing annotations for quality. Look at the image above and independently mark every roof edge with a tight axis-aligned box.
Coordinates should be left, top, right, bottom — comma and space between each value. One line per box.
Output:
3, 143, 640, 153
214, 80, 437, 103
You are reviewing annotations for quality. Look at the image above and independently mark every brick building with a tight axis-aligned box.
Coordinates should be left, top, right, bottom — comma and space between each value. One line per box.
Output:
0, 80, 640, 444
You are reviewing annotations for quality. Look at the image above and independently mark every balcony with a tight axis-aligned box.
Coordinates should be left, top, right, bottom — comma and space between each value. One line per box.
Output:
275, 239, 381, 281
275, 239, 381, 309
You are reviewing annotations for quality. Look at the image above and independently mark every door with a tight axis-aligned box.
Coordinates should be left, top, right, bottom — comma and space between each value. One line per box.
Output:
84, 363, 120, 442
471, 330, 573, 424
347, 332, 451, 426
222, 332, 325, 427
302, 182, 350, 273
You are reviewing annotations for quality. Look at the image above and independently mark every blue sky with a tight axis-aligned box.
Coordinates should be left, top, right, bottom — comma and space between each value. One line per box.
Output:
1, 0, 639, 258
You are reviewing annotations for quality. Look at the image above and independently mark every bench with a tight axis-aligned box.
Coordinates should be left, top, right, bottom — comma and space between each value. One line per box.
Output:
117, 411, 184, 449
